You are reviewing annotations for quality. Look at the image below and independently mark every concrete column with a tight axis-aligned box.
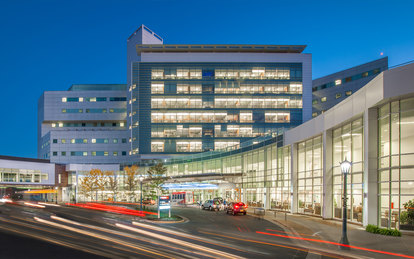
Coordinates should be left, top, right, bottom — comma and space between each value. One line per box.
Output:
323, 129, 333, 219
291, 143, 298, 213
363, 108, 378, 226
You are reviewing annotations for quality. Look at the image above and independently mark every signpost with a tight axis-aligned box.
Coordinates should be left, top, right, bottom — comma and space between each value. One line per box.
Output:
159, 195, 171, 218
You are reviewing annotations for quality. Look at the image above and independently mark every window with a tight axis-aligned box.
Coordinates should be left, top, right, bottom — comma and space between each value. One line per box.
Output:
61, 152, 66, 156
151, 141, 165, 152
151, 83, 164, 94
362, 72, 369, 78
109, 108, 127, 113
62, 97, 67, 102
122, 151, 127, 156
335, 79, 342, 85
345, 77, 352, 83
345, 91, 352, 96
62, 109, 83, 113
321, 97, 327, 102
312, 112, 318, 117
86, 109, 107, 113
70, 151, 87, 156
113, 151, 118, 156
312, 100, 318, 105
110, 97, 127, 102
61, 139, 66, 144
53, 139, 57, 144
335, 93, 342, 99
113, 139, 118, 144
52, 152, 57, 156
122, 138, 127, 143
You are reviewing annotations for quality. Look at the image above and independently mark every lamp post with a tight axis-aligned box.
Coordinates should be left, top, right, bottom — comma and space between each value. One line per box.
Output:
139, 176, 144, 211
339, 159, 352, 249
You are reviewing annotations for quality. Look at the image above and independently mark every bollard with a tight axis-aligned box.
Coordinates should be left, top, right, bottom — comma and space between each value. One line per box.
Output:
284, 211, 287, 221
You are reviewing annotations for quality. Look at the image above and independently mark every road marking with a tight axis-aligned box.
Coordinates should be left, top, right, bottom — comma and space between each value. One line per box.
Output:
132, 221, 251, 253
199, 230, 341, 259
51, 215, 210, 258
118, 223, 245, 259
34, 217, 173, 258
256, 231, 414, 259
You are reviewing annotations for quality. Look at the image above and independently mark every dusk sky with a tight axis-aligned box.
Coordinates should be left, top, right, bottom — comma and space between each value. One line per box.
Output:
0, 0, 413, 158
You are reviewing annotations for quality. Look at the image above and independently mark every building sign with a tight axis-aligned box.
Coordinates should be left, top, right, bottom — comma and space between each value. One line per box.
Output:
159, 195, 171, 210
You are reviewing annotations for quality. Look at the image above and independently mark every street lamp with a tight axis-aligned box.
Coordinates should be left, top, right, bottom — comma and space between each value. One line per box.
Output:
339, 159, 352, 249
139, 176, 144, 211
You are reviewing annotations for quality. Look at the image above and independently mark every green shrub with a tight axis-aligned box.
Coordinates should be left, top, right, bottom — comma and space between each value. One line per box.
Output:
365, 224, 401, 236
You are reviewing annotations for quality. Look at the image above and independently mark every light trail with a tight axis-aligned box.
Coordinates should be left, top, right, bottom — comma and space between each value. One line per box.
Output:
38, 202, 61, 207
265, 228, 322, 238
198, 230, 341, 259
51, 215, 214, 258
34, 217, 173, 258
117, 223, 245, 259
132, 221, 251, 253
3, 216, 151, 258
0, 224, 110, 258
23, 202, 45, 208
257, 231, 414, 259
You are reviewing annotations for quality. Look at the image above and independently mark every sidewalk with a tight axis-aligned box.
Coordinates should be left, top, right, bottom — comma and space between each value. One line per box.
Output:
248, 208, 414, 258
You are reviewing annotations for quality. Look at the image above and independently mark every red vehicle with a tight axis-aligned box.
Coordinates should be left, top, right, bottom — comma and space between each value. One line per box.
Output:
226, 202, 247, 216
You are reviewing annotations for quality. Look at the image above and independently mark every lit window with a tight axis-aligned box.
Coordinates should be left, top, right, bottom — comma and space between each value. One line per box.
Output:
104, 151, 108, 156
120, 122, 125, 127
52, 123, 56, 128
83, 152, 87, 156
79, 97, 84, 102
62, 97, 67, 102
345, 91, 352, 96
335, 79, 341, 85
151, 141, 165, 152
113, 139, 118, 143
61, 139, 66, 144
312, 100, 318, 105
70, 139, 75, 144
312, 112, 318, 117
83, 139, 88, 144
58, 123, 63, 127
335, 93, 342, 99
113, 151, 118, 156
321, 97, 327, 102
91, 139, 96, 143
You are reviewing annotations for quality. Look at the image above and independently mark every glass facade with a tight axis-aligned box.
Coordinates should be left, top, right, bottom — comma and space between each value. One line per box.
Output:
379, 98, 414, 229
332, 118, 364, 223
132, 62, 303, 155
297, 136, 323, 215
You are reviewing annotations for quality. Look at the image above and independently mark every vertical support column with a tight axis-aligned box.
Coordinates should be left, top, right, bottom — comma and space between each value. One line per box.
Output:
291, 143, 298, 213
364, 108, 378, 226
241, 154, 245, 203
323, 129, 333, 219
264, 147, 269, 209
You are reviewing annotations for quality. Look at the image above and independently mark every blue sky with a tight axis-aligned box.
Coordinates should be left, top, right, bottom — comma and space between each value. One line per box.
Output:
0, 0, 413, 158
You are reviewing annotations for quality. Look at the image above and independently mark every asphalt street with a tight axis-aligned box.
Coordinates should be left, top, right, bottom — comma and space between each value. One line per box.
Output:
0, 203, 343, 259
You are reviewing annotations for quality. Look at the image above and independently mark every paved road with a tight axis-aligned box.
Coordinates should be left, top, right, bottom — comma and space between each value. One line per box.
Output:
0, 203, 342, 258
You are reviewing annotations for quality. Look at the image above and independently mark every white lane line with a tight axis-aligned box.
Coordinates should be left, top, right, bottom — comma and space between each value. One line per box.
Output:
117, 223, 245, 259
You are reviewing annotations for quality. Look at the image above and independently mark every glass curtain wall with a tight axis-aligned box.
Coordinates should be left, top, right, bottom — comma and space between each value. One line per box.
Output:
332, 118, 364, 223
243, 149, 265, 207
297, 136, 323, 215
268, 145, 291, 211
379, 98, 414, 229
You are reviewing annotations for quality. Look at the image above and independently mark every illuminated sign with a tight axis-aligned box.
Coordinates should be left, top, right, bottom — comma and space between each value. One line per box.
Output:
159, 195, 171, 210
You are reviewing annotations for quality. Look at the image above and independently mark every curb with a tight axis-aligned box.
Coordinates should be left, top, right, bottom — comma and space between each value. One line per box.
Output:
142, 215, 189, 224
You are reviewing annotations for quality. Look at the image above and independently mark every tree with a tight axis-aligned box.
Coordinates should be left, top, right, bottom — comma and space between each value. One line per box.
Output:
105, 171, 118, 202
146, 163, 168, 200
78, 174, 95, 202
90, 169, 106, 201
124, 165, 139, 202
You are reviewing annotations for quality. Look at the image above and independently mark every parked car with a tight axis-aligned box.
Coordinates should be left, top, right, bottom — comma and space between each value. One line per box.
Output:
201, 199, 220, 211
226, 202, 247, 215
